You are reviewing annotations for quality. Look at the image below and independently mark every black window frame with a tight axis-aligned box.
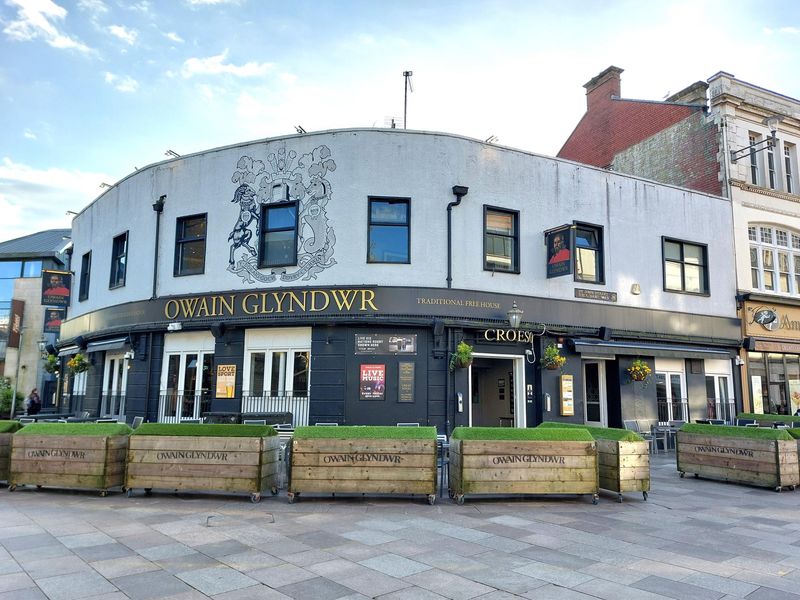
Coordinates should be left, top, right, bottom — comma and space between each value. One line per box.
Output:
662, 236, 709, 296
367, 197, 411, 264
573, 221, 605, 285
483, 205, 520, 274
109, 231, 128, 289
174, 213, 207, 277
259, 201, 298, 269
78, 251, 91, 301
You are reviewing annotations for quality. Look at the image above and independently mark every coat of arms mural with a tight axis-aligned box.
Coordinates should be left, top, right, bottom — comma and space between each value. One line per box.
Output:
227, 145, 337, 283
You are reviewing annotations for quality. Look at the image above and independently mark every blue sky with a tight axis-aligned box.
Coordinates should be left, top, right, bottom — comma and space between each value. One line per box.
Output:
1, 0, 799, 241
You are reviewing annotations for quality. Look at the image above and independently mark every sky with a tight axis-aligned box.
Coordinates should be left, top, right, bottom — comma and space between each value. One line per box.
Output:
1, 0, 799, 242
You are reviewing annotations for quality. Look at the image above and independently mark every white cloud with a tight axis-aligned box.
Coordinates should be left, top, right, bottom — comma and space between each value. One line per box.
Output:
76, 0, 108, 14
181, 50, 273, 78
165, 31, 184, 43
3, 0, 92, 54
23, 129, 37, 140
780, 26, 799, 34
127, 1, 151, 13
0, 157, 110, 241
185, 0, 240, 5
108, 24, 137, 45
104, 72, 139, 92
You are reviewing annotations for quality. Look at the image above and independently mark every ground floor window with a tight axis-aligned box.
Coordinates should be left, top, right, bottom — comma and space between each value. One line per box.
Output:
748, 351, 800, 415
158, 331, 215, 422
655, 370, 687, 422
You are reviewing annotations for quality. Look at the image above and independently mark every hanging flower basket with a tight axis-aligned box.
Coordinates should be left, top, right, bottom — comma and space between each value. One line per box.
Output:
449, 341, 474, 371
43, 354, 60, 374
67, 353, 90, 374
541, 343, 566, 371
627, 358, 651, 384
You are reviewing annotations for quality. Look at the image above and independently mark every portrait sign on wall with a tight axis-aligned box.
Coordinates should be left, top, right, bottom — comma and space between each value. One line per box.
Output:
360, 364, 386, 401
215, 364, 237, 399
43, 307, 65, 334
41, 270, 72, 307
545, 226, 573, 279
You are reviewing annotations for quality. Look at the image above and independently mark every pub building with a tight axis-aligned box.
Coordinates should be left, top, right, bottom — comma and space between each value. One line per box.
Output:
57, 128, 742, 432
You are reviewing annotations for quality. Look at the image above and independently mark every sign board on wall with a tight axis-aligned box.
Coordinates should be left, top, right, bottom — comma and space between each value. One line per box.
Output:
43, 307, 65, 334
215, 364, 237, 398
398, 362, 415, 403
751, 376, 764, 414
360, 364, 386, 400
41, 270, 72, 307
7, 299, 24, 348
560, 374, 574, 416
355, 334, 417, 355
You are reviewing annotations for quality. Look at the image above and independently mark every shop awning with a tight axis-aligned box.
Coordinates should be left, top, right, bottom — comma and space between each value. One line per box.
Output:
86, 338, 129, 353
571, 339, 732, 360
57, 345, 81, 357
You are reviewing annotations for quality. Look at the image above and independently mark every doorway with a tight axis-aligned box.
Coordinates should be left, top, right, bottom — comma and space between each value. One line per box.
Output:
583, 360, 607, 426
469, 354, 526, 427
101, 352, 128, 419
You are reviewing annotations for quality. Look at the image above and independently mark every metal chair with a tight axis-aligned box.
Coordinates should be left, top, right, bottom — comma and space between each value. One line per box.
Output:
735, 418, 757, 427
18, 417, 35, 425
315, 422, 338, 426
96, 418, 119, 423
437, 434, 449, 498
131, 416, 144, 429
624, 420, 657, 454
181, 418, 202, 424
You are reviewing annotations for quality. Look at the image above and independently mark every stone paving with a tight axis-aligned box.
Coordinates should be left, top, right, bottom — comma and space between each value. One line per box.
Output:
1, 453, 800, 599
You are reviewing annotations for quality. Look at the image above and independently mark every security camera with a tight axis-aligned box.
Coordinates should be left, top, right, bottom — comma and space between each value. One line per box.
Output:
525, 349, 533, 356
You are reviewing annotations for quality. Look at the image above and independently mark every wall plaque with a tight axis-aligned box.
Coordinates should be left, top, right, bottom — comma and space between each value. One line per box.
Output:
355, 334, 417, 355
560, 374, 574, 417
575, 288, 617, 302
398, 362, 415, 403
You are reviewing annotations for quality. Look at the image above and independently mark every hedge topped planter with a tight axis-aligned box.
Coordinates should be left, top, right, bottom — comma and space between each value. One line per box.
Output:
126, 423, 280, 503
10, 423, 131, 496
288, 426, 438, 504
448, 427, 599, 505
677, 424, 799, 492
538, 422, 649, 502
0, 420, 22, 484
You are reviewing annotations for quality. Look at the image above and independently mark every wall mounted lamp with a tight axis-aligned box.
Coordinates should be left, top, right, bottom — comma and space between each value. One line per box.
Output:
730, 115, 783, 163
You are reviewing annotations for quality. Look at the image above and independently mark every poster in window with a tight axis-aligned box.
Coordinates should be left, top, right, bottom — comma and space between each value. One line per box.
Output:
360, 364, 386, 400
790, 379, 800, 416
751, 376, 764, 414
545, 226, 572, 278
41, 270, 72, 307
43, 307, 65, 334
215, 364, 237, 398
398, 362, 414, 403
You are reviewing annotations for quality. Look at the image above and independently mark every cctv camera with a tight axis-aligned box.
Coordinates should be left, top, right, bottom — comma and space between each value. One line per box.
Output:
525, 349, 533, 356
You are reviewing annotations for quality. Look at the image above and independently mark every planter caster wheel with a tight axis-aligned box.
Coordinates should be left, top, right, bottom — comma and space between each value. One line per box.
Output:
694, 473, 699, 478
775, 487, 782, 493
617, 493, 623, 503
144, 488, 152, 496
270, 487, 278, 496
427, 494, 436, 506
126, 489, 134, 498
456, 494, 465, 506
679, 472, 685, 478
592, 494, 599, 505
100, 490, 108, 498
250, 493, 262, 504
642, 491, 648, 501
287, 492, 296, 504
448, 489, 455, 499
36, 485, 42, 489
8, 485, 16, 492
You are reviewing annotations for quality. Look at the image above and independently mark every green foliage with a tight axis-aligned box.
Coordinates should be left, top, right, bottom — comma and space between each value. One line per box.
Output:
67, 353, 89, 374
0, 378, 23, 415
451, 426, 593, 441
133, 423, 277, 437
449, 341, 473, 371
541, 344, 566, 370
681, 423, 793, 441
537, 421, 644, 442
43, 354, 60, 374
737, 412, 800, 424
0, 420, 22, 434
293, 426, 437, 440
16, 423, 133, 437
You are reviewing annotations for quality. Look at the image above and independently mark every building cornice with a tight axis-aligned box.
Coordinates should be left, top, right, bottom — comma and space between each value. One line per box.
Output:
732, 179, 800, 204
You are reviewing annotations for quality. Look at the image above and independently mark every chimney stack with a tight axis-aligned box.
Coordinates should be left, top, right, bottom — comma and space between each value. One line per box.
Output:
584, 66, 624, 110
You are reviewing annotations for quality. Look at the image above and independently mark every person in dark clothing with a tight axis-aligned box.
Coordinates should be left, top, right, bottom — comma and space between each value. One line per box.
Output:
26, 388, 41, 415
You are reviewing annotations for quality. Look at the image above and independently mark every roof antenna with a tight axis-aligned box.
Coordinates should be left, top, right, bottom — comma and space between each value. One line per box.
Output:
403, 70, 413, 129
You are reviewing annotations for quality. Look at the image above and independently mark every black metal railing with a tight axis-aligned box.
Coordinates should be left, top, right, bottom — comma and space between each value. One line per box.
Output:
100, 393, 126, 418
157, 393, 212, 423
241, 394, 309, 427
707, 397, 736, 424
657, 398, 689, 423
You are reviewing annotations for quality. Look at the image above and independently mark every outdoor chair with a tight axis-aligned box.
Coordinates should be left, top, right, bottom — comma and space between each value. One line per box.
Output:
131, 416, 144, 429
735, 418, 757, 427
181, 418, 202, 424
437, 434, 449, 498
18, 417, 35, 425
707, 419, 725, 425
96, 418, 119, 423
624, 420, 657, 454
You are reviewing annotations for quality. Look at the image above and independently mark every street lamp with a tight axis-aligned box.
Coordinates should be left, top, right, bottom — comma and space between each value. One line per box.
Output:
507, 301, 524, 329
730, 115, 783, 163
37, 337, 48, 358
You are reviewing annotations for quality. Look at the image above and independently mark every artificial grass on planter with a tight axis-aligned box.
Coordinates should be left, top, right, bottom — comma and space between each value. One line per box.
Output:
132, 423, 276, 437
293, 426, 437, 440
737, 412, 800, 423
451, 426, 593, 442
681, 423, 793, 441
0, 421, 22, 434
537, 421, 644, 442
15, 423, 132, 436
787, 429, 800, 439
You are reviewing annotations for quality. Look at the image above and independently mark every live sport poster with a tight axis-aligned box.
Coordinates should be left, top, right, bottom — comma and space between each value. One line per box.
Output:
41, 270, 72, 307
360, 364, 386, 401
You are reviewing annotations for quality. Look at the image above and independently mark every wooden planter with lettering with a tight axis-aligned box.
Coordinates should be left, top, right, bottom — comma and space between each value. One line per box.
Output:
288, 426, 438, 504
677, 424, 799, 491
125, 423, 281, 502
448, 427, 599, 504
9, 423, 131, 496
0, 421, 22, 484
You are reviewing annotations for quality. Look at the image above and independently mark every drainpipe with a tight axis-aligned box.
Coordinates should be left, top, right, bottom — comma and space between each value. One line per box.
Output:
151, 195, 166, 299
447, 186, 469, 288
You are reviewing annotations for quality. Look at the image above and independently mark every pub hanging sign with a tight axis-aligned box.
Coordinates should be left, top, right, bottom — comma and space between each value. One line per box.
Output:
545, 225, 573, 279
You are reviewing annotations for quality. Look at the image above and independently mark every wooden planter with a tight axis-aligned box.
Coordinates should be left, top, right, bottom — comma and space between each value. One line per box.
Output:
126, 429, 281, 503
677, 429, 799, 491
448, 434, 599, 504
596, 439, 650, 502
10, 428, 129, 496
288, 427, 438, 504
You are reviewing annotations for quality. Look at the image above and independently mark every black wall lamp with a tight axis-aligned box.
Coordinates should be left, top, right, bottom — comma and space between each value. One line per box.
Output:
730, 115, 783, 163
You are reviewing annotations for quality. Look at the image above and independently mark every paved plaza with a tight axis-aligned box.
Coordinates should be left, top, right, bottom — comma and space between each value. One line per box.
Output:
1, 453, 799, 600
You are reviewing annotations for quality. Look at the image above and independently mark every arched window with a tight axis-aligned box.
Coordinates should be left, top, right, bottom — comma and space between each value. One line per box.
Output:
749, 224, 800, 294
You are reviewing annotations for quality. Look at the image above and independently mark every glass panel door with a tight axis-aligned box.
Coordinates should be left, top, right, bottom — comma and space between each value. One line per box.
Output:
583, 361, 606, 427
101, 353, 128, 419
656, 371, 686, 422
159, 351, 213, 422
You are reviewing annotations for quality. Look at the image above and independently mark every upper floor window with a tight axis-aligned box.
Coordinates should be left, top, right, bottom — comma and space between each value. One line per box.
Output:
767, 142, 777, 189
663, 238, 708, 295
260, 202, 297, 268
484, 207, 519, 273
786, 144, 796, 194
749, 224, 800, 295
574, 223, 604, 284
749, 134, 760, 185
109, 232, 127, 289
174, 214, 207, 276
78, 252, 91, 301
367, 198, 410, 263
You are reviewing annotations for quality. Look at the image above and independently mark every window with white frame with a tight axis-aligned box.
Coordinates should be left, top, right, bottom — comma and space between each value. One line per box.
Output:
158, 332, 215, 423
749, 133, 760, 185
749, 224, 800, 295
767, 141, 778, 190
786, 143, 796, 194
654, 360, 687, 423
102, 352, 128, 418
